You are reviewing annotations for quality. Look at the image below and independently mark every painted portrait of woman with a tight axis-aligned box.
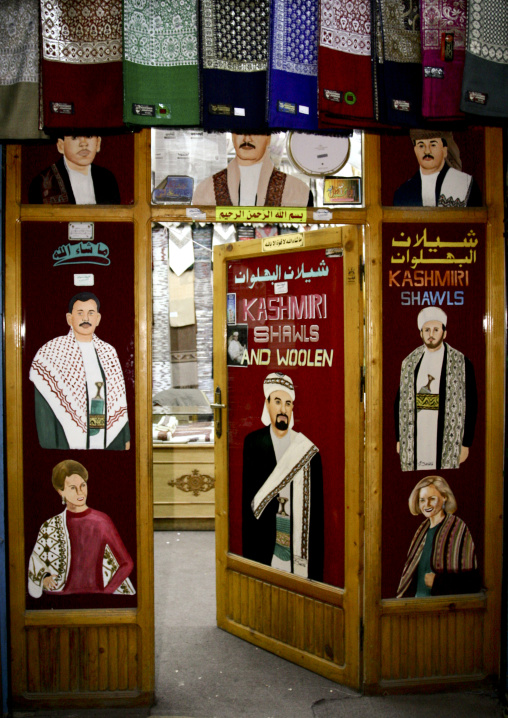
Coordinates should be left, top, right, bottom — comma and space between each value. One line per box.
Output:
397, 475, 481, 598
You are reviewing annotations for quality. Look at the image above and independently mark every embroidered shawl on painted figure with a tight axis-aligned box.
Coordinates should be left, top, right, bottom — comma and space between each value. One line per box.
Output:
29, 330, 129, 449
40, 0, 123, 129
267, 0, 319, 130
123, 0, 200, 127
318, 0, 375, 128
420, 0, 467, 120
0, 0, 48, 139
372, 0, 423, 126
396, 513, 478, 598
252, 431, 319, 579
398, 343, 466, 471
28, 509, 136, 598
460, 0, 508, 118
200, 0, 269, 131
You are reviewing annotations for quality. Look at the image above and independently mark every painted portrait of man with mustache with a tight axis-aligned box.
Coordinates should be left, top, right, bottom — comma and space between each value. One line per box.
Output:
29, 292, 130, 451
192, 132, 313, 207
393, 129, 482, 207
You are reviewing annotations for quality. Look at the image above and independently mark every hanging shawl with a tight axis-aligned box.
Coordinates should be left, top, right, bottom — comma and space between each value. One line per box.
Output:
167, 225, 198, 387
420, 0, 467, 119
372, 0, 423, 126
40, 0, 123, 129
267, 0, 318, 131
123, 0, 200, 127
252, 431, 318, 578
0, 0, 48, 140
460, 0, 508, 118
318, 0, 375, 129
200, 0, 270, 131
193, 224, 214, 397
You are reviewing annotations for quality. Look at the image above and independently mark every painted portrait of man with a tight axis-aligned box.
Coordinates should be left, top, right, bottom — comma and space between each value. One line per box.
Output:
192, 133, 313, 207
393, 129, 482, 208
29, 292, 130, 450
28, 134, 120, 205
242, 372, 324, 580
395, 306, 477, 471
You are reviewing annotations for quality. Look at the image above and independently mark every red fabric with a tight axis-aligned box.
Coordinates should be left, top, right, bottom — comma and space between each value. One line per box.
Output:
318, 45, 375, 126
421, 47, 466, 120
64, 508, 133, 594
42, 59, 124, 129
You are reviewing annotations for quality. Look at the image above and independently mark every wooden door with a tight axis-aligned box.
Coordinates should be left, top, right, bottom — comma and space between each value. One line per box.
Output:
213, 226, 364, 688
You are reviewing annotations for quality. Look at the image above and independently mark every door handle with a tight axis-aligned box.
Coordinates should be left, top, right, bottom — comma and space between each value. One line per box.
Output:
210, 386, 226, 439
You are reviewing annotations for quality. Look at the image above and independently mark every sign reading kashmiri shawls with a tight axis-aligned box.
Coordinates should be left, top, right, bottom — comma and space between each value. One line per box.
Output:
318, 0, 374, 128
40, 0, 123, 129
420, 0, 467, 120
460, 0, 508, 118
226, 247, 346, 588
200, 0, 269, 131
123, 0, 200, 127
267, 0, 318, 131
380, 223, 485, 599
371, 0, 423, 126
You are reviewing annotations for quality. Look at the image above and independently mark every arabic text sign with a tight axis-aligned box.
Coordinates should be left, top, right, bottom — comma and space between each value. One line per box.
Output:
390, 227, 479, 270
215, 207, 308, 223
262, 234, 305, 251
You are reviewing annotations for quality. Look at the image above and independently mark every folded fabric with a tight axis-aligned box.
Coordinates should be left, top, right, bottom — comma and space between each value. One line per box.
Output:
267, 0, 318, 130
123, 0, 200, 126
200, 0, 269, 131
371, 0, 423, 127
318, 0, 375, 128
0, 0, 48, 139
40, 0, 123, 129
420, 0, 467, 120
460, 0, 508, 118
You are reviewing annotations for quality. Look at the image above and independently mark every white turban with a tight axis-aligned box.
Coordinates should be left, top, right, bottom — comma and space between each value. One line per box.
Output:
417, 307, 448, 330
261, 372, 295, 428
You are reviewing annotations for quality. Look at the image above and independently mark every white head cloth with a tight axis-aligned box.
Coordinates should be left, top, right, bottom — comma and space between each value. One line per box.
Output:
261, 372, 295, 429
418, 307, 448, 330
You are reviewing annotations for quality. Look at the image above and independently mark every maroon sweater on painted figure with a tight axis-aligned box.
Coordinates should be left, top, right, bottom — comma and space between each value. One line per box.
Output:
63, 508, 133, 594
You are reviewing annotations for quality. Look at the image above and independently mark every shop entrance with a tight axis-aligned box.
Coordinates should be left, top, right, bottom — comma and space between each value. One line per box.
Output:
212, 226, 364, 687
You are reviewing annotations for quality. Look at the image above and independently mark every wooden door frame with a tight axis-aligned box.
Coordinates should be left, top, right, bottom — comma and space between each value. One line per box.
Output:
363, 128, 505, 692
4, 133, 154, 709
213, 227, 364, 688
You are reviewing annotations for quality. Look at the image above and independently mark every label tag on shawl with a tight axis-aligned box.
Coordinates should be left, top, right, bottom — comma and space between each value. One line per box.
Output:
50, 102, 74, 115
466, 91, 488, 106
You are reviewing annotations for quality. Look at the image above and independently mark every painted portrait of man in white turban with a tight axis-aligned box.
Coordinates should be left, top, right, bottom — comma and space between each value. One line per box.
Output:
395, 307, 477, 472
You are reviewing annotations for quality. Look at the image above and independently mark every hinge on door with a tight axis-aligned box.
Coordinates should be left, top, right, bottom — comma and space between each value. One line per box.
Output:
360, 365, 365, 402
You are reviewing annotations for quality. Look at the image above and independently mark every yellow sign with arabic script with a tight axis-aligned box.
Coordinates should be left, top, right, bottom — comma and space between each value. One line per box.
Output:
215, 207, 307, 223
390, 227, 478, 269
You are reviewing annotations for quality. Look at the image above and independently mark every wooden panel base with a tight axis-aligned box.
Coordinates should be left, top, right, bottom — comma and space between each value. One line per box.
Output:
22, 623, 146, 704
378, 599, 487, 683
220, 568, 348, 682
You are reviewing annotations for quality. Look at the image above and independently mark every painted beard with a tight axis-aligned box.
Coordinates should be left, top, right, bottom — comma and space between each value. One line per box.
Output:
275, 415, 289, 431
